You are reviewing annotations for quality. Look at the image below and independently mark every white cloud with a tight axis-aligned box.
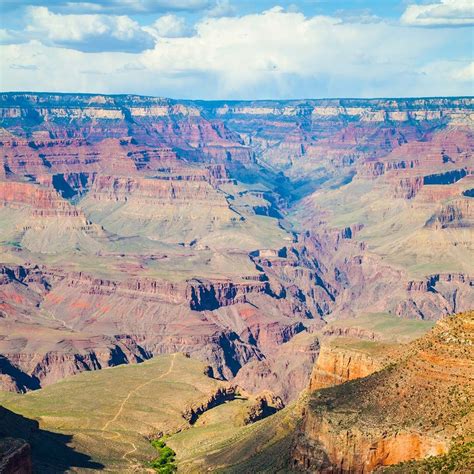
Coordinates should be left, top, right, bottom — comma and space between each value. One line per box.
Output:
0, 8, 472, 98
206, 0, 236, 18
140, 8, 448, 94
451, 61, 474, 82
0, 29, 18, 45
23, 6, 155, 52
146, 14, 193, 38
401, 0, 474, 27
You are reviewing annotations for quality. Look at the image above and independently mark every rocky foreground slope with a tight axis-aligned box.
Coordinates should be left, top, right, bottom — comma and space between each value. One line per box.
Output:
0, 93, 472, 399
292, 310, 474, 473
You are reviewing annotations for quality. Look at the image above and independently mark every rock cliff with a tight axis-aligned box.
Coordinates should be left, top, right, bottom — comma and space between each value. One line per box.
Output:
0, 437, 32, 474
292, 311, 474, 472
0, 92, 472, 402
308, 342, 390, 391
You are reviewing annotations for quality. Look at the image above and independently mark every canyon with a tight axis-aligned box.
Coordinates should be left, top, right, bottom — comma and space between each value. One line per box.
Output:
0, 93, 472, 472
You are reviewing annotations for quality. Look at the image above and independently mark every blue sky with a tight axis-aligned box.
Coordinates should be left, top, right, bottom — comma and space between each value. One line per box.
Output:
0, 1, 473, 99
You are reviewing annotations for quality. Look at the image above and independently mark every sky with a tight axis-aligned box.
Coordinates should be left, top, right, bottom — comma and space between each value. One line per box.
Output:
0, 0, 473, 99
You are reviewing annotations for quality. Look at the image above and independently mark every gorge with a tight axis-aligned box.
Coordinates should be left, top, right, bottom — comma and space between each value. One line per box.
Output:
0, 93, 472, 473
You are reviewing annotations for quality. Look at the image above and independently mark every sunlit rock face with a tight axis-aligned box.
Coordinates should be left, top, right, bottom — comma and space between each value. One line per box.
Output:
291, 311, 474, 473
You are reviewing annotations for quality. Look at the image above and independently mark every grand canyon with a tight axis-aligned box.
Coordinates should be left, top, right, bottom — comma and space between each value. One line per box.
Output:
0, 92, 472, 472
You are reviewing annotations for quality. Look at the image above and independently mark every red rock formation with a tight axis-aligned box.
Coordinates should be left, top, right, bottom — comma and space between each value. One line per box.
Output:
0, 92, 472, 402
87, 174, 226, 203
308, 343, 386, 391
291, 311, 474, 472
292, 423, 447, 473
0, 181, 87, 222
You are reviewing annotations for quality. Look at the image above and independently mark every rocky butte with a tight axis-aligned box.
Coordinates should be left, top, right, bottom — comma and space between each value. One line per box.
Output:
0, 92, 472, 472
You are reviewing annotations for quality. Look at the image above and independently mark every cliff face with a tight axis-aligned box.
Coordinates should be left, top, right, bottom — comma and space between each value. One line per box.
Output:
308, 343, 387, 391
2, 94, 471, 118
0, 181, 85, 218
292, 311, 474, 472
0, 92, 472, 400
0, 438, 32, 474
292, 427, 447, 473
0, 262, 321, 390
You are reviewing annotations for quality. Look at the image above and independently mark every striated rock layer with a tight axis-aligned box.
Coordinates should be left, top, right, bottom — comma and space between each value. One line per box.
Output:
292, 311, 474, 472
0, 92, 472, 400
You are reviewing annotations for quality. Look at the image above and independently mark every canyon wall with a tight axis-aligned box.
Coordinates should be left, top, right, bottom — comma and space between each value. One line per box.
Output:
291, 311, 474, 472
0, 92, 472, 400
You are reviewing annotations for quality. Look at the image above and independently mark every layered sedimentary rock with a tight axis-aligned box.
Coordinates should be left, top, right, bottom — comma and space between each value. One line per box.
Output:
308, 342, 389, 391
0, 92, 472, 400
0, 261, 322, 390
292, 311, 474, 472
0, 181, 80, 215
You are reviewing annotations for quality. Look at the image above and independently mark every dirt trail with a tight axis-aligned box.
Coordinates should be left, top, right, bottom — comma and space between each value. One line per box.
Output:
101, 354, 177, 470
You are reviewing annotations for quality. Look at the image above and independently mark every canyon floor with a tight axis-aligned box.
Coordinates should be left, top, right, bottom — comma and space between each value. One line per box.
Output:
0, 93, 473, 472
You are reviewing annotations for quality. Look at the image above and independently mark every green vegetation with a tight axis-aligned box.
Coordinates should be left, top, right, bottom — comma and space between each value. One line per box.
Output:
3, 240, 21, 248
0, 354, 231, 471
149, 438, 177, 473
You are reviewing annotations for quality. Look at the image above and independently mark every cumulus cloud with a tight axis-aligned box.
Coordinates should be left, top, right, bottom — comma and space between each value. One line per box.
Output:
140, 8, 449, 94
206, 0, 236, 18
0, 8, 472, 98
146, 14, 193, 38
23, 6, 155, 52
401, 0, 474, 27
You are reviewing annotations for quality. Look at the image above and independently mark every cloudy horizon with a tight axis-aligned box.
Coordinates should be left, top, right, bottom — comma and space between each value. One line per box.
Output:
0, 0, 473, 99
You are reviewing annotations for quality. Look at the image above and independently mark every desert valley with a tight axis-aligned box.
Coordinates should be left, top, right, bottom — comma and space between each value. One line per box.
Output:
0, 92, 471, 472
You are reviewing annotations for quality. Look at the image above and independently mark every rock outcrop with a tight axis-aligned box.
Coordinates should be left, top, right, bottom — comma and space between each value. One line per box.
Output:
291, 311, 474, 472
241, 391, 285, 425
308, 342, 388, 391
0, 438, 32, 474
182, 386, 237, 424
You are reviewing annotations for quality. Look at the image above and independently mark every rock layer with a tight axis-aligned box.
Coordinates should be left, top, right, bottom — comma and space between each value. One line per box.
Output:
292, 311, 474, 472
0, 92, 472, 401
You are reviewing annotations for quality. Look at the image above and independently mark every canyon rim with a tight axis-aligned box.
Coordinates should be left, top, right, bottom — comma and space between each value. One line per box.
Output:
0, 0, 473, 473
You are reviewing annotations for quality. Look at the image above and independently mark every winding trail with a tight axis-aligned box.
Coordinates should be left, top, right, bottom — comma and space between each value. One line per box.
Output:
100, 354, 177, 470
